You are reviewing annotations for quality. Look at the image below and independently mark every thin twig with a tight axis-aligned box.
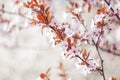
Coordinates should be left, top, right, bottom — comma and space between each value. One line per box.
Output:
104, 0, 120, 20
92, 31, 106, 80
75, 50, 104, 76
75, 55, 89, 66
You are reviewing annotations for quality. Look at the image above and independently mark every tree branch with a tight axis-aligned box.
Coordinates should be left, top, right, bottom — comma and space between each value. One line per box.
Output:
104, 0, 120, 20
91, 27, 106, 80
92, 39, 106, 80
75, 55, 89, 66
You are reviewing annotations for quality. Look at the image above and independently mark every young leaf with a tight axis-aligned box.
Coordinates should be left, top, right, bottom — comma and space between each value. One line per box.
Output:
82, 49, 87, 59
110, 77, 117, 80
96, 6, 106, 14
96, 19, 106, 28
47, 12, 51, 23
23, 2, 29, 8
88, 3, 91, 13
37, 13, 45, 23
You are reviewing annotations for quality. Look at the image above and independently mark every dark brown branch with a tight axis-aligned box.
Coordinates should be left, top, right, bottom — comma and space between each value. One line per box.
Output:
75, 51, 105, 76
104, 0, 120, 20
96, 67, 103, 75
92, 33, 106, 80
95, 27, 120, 56
75, 55, 89, 66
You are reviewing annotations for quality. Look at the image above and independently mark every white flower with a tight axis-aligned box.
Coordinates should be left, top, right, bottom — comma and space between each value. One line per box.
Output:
75, 62, 91, 75
61, 41, 68, 51
68, 46, 80, 55
88, 59, 100, 70
63, 12, 68, 20
64, 27, 74, 37
73, 7, 82, 14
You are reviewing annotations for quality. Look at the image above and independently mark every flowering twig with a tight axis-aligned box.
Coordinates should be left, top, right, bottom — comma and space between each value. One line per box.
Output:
104, 0, 120, 20
92, 27, 106, 80
92, 39, 106, 80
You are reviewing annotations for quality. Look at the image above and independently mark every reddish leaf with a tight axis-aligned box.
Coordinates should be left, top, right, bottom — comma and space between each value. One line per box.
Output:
69, 55, 75, 59
30, 3, 38, 8
74, 3, 79, 8
115, 21, 120, 26
101, 6, 106, 14
80, 61, 86, 65
64, 53, 70, 58
32, 0, 38, 4
40, 0, 44, 3
73, 33, 80, 39
15, 0, 19, 4
47, 12, 51, 23
111, 77, 117, 80
67, 38, 71, 45
59, 62, 63, 69
55, 38, 62, 44
96, 6, 106, 14
73, 33, 80, 43
82, 49, 87, 59
96, 19, 106, 28
45, 7, 50, 13
23, 3, 29, 8
66, 38, 75, 51
88, 3, 91, 13
59, 73, 66, 77
37, 13, 45, 23
40, 4, 45, 11
30, 19, 38, 25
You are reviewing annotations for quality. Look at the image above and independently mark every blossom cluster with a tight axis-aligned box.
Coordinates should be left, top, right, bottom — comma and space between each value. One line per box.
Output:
22, 0, 120, 79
